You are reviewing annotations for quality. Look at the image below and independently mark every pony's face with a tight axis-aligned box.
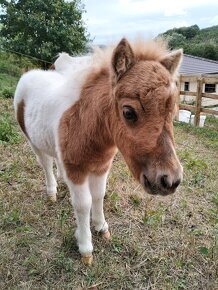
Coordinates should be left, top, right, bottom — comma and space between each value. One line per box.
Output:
112, 39, 183, 196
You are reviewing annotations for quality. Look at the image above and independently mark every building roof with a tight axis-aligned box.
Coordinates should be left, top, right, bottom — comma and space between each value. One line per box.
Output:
179, 54, 218, 75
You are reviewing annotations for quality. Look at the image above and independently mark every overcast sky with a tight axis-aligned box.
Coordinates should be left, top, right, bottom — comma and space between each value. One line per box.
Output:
82, 0, 218, 44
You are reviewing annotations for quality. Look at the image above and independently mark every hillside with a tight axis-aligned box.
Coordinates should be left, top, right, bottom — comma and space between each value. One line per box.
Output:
160, 25, 218, 61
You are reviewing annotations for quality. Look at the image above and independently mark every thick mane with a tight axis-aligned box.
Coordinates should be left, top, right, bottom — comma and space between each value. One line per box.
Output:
132, 38, 169, 61
90, 38, 169, 71
53, 38, 170, 85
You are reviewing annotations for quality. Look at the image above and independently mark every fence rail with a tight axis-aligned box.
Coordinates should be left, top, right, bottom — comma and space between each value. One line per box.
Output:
177, 74, 218, 126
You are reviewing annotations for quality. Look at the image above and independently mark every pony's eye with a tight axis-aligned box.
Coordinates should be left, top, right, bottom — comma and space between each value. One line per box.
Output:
123, 106, 138, 122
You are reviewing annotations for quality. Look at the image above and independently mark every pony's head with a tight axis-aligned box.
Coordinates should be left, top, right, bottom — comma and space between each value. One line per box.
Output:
111, 38, 183, 196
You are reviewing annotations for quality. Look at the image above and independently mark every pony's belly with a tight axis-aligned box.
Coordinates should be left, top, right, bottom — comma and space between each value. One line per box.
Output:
28, 127, 57, 157
25, 107, 58, 157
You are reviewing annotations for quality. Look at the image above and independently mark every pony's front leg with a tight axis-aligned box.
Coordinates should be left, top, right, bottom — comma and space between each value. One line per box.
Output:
89, 172, 110, 239
67, 179, 93, 265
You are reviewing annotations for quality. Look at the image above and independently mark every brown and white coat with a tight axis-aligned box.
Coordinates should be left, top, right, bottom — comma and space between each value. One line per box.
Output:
14, 38, 183, 265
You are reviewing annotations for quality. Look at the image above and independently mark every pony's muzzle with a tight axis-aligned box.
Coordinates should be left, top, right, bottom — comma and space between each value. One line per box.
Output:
158, 174, 181, 192
142, 169, 182, 196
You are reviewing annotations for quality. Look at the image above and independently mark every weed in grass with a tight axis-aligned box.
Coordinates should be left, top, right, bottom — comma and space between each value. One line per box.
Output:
210, 192, 218, 225
180, 199, 188, 209
15, 225, 32, 233
199, 246, 209, 255
172, 279, 187, 290
107, 191, 121, 213
1, 87, 14, 99
0, 112, 21, 144
84, 270, 97, 287
58, 208, 71, 229
111, 235, 123, 253
54, 251, 75, 273
179, 150, 208, 171
178, 150, 209, 188
190, 228, 203, 236
143, 204, 165, 226
143, 210, 161, 226
130, 194, 141, 206
22, 254, 41, 277
208, 207, 218, 225
2, 209, 23, 229
212, 192, 218, 208
16, 235, 35, 250
0, 73, 19, 99
0, 159, 20, 183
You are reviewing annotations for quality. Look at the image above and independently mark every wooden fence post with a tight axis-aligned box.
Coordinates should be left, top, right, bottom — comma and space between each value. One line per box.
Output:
194, 78, 203, 126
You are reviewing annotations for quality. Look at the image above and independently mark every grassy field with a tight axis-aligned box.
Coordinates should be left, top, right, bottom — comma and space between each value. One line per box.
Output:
0, 70, 218, 289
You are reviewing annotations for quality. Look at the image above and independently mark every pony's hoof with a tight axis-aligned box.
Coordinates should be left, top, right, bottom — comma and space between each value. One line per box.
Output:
47, 195, 57, 203
102, 230, 111, 239
81, 255, 93, 266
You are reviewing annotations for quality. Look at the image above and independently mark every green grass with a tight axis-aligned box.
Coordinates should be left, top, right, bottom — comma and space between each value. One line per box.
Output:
174, 121, 218, 150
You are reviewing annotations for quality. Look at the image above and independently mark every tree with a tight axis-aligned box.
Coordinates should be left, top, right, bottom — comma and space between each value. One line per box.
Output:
160, 24, 218, 61
175, 25, 200, 39
162, 25, 200, 40
0, 0, 90, 65
166, 32, 186, 49
182, 42, 218, 61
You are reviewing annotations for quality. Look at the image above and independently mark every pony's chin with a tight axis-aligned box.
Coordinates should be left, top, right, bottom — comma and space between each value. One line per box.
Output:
142, 185, 176, 196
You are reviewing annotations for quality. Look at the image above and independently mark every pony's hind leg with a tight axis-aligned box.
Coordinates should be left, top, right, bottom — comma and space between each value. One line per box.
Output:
89, 172, 110, 239
31, 145, 57, 202
55, 158, 62, 179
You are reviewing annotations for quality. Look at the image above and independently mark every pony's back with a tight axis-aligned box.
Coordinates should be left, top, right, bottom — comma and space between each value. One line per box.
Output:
14, 67, 84, 157
54, 53, 92, 77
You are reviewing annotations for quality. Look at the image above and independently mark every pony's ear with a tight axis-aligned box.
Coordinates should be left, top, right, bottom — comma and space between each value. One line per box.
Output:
112, 38, 135, 82
160, 49, 183, 76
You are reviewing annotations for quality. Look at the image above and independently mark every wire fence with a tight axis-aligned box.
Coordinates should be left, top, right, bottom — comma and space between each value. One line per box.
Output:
0, 47, 53, 65
0, 48, 53, 98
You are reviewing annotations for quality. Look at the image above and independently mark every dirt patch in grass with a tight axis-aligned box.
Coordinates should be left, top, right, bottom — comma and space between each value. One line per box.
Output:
0, 98, 217, 289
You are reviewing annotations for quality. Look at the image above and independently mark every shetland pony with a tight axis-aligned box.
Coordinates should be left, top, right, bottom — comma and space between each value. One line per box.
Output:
14, 38, 183, 265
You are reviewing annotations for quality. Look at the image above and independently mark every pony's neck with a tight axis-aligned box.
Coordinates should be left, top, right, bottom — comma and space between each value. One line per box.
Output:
59, 67, 117, 183
79, 67, 116, 147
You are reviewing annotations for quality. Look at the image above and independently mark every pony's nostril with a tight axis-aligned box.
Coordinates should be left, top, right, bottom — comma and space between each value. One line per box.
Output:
172, 179, 181, 189
160, 175, 170, 189
160, 176, 181, 191
143, 174, 151, 188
